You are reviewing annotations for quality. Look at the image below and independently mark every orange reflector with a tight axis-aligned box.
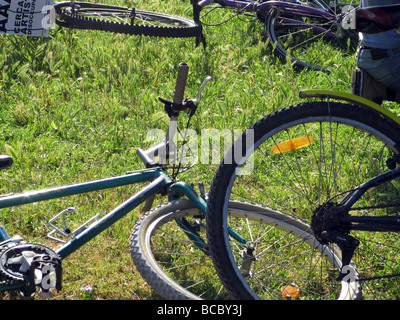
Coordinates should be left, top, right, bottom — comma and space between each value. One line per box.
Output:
272, 136, 313, 154
281, 284, 300, 300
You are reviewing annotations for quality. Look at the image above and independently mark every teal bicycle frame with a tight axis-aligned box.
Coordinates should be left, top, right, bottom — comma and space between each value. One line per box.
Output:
0, 165, 208, 293
0, 167, 207, 259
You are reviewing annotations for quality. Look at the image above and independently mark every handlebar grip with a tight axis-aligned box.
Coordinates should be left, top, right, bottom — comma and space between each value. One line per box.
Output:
173, 62, 189, 104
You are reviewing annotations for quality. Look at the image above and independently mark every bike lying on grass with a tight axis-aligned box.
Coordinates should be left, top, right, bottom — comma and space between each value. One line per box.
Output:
193, 0, 358, 72
4, 0, 356, 71
52, 0, 357, 72
2, 62, 327, 300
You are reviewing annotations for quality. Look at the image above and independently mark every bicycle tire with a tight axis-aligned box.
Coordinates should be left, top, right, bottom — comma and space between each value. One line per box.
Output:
54, 2, 202, 38
130, 200, 226, 300
264, 7, 358, 72
206, 101, 400, 300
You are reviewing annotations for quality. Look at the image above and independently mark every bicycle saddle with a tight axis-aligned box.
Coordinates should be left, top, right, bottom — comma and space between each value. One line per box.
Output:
0, 155, 13, 170
356, 5, 400, 34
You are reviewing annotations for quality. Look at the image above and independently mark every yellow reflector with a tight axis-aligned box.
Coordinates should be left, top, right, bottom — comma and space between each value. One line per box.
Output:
272, 136, 313, 154
281, 284, 300, 300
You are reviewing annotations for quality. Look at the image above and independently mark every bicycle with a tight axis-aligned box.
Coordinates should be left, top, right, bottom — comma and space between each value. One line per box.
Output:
0, 62, 231, 300
4, 0, 358, 71
192, 0, 358, 72
1, 0, 203, 39
57, 0, 359, 72
205, 5, 400, 300
4, 0, 357, 71
53, 1, 203, 39
53, 0, 358, 72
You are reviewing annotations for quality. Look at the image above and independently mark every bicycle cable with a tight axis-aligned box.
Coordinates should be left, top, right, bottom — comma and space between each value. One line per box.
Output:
199, 3, 257, 27
169, 111, 198, 180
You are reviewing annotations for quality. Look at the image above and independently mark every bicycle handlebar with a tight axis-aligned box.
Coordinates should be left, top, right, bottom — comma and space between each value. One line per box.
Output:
137, 63, 190, 168
173, 63, 189, 105
137, 63, 212, 169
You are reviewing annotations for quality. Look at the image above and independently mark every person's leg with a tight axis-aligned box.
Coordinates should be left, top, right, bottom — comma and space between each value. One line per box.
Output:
357, 47, 400, 93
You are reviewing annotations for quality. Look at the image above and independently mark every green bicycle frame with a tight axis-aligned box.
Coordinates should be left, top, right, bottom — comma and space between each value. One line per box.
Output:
0, 162, 247, 294
0, 167, 207, 259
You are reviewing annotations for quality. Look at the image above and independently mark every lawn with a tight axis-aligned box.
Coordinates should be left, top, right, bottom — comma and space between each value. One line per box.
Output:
0, 0, 357, 299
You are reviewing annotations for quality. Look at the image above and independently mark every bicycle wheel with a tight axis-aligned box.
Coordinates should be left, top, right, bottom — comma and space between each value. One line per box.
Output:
206, 101, 400, 300
54, 2, 202, 38
264, 6, 358, 72
130, 200, 228, 300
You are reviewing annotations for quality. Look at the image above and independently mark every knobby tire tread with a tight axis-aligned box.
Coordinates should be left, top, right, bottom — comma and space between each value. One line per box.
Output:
56, 3, 202, 38
130, 202, 198, 300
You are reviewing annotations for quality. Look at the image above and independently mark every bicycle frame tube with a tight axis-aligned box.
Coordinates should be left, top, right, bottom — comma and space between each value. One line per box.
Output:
0, 167, 214, 259
169, 182, 206, 213
278, 15, 336, 37
56, 173, 170, 259
197, 0, 337, 19
256, 1, 336, 18
341, 167, 400, 209
339, 168, 400, 232
0, 226, 10, 242
0, 168, 167, 209
168, 182, 247, 244
0, 168, 170, 246
57, 178, 215, 259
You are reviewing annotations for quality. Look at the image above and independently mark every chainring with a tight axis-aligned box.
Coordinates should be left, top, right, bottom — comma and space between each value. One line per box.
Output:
0, 242, 59, 283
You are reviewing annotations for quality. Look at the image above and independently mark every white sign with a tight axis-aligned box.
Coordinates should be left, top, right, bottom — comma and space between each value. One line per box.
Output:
0, 0, 54, 37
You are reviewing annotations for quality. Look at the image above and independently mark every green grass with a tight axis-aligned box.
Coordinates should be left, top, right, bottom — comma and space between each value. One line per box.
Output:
0, 0, 357, 300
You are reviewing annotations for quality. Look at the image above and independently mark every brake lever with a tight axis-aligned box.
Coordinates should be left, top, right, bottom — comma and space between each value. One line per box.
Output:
192, 76, 212, 106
